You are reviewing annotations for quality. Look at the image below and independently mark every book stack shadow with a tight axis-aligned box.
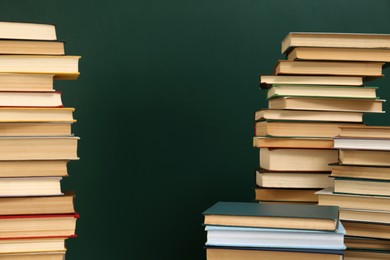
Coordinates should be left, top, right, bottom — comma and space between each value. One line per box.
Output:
0, 21, 80, 260
254, 32, 390, 259
203, 202, 345, 260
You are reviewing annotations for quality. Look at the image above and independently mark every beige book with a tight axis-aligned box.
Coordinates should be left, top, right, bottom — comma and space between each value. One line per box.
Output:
0, 73, 54, 91
260, 75, 363, 86
0, 21, 56, 40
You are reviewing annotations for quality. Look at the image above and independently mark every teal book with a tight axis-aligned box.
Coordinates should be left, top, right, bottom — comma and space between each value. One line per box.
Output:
202, 202, 339, 231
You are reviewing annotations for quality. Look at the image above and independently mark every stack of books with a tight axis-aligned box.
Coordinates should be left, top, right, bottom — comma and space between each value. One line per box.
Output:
203, 202, 345, 260
318, 125, 390, 259
254, 32, 390, 205
0, 21, 80, 260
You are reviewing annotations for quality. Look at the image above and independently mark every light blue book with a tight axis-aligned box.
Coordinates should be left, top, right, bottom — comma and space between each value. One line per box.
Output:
205, 221, 346, 250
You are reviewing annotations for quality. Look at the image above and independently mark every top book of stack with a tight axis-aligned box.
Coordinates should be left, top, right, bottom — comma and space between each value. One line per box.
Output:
281, 32, 390, 54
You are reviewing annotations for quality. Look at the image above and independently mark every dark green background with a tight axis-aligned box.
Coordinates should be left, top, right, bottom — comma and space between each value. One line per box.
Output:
1, 0, 390, 259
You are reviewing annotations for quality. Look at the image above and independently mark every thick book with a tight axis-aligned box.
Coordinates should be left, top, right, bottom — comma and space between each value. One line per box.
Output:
339, 149, 390, 166
0, 136, 79, 160
0, 177, 63, 197
255, 188, 319, 203
0, 73, 54, 91
267, 85, 377, 99
268, 96, 384, 113
0, 108, 75, 122
260, 148, 338, 171
255, 109, 363, 123
334, 137, 390, 151
202, 201, 339, 231
0, 91, 62, 108
342, 221, 390, 239
0, 39, 64, 55
0, 213, 78, 238
274, 60, 383, 77
253, 137, 334, 149
333, 177, 390, 197
330, 163, 390, 180
281, 32, 390, 54
287, 47, 390, 62
316, 187, 390, 211
205, 223, 345, 249
256, 170, 333, 189
0, 21, 57, 40
206, 247, 343, 260
0, 193, 74, 215
0, 160, 68, 177
255, 120, 361, 138
0, 55, 80, 80
260, 75, 363, 87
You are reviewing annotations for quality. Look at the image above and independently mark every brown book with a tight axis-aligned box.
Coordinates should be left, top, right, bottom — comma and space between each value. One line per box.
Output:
255, 121, 361, 138
345, 237, 390, 251
253, 137, 333, 149
207, 248, 342, 260
274, 60, 383, 77
317, 188, 390, 211
330, 164, 390, 180
281, 32, 390, 54
255, 109, 363, 122
343, 221, 390, 239
0, 39, 64, 55
260, 148, 338, 171
256, 170, 333, 189
255, 188, 319, 202
339, 149, 390, 166
287, 47, 390, 62
269, 96, 384, 113
260, 75, 363, 87
0, 193, 74, 215
344, 249, 390, 260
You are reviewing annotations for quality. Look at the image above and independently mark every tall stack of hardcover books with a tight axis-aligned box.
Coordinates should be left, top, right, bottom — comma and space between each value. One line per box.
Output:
203, 202, 345, 260
254, 32, 390, 259
0, 21, 80, 260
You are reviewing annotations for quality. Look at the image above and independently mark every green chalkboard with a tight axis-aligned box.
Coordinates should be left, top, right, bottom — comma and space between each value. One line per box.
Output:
0, 0, 390, 259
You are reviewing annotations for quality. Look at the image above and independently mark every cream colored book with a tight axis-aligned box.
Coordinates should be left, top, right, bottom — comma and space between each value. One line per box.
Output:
0, 177, 62, 196
0, 73, 54, 91
0, 160, 68, 177
0, 21, 56, 40
0, 55, 80, 80
0, 136, 79, 160
274, 60, 383, 77
0, 108, 75, 122
0, 122, 72, 136
0, 40, 64, 55
0, 237, 66, 254
281, 32, 390, 54
260, 148, 338, 171
260, 75, 363, 86
288, 47, 390, 62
